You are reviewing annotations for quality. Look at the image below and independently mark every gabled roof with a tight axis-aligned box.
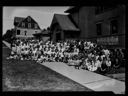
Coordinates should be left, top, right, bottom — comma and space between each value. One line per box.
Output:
14, 16, 41, 29
51, 14, 80, 31
20, 16, 37, 24
14, 17, 25, 22
17, 16, 41, 29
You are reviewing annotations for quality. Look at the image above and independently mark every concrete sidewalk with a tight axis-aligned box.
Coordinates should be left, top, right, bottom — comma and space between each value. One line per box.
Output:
106, 73, 125, 82
42, 62, 125, 94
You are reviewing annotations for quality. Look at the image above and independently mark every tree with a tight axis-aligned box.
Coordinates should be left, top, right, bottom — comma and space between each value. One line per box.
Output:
2, 29, 15, 43
3, 30, 11, 39
42, 28, 46, 32
47, 27, 50, 31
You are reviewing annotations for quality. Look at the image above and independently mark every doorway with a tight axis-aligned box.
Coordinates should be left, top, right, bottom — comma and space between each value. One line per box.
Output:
56, 32, 61, 42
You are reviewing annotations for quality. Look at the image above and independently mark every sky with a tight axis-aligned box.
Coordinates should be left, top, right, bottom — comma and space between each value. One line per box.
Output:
3, 6, 69, 35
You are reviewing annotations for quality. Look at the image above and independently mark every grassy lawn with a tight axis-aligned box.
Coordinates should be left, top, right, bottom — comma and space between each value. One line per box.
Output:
2, 46, 92, 91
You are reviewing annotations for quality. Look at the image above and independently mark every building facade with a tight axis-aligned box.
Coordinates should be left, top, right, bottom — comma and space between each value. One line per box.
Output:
50, 14, 80, 42
14, 16, 41, 39
64, 5, 125, 49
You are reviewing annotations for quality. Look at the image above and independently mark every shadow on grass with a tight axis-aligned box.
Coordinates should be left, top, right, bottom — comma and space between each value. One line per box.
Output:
2, 47, 92, 91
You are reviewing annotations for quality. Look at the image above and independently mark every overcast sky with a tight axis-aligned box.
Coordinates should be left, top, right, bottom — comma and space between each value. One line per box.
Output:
3, 6, 69, 35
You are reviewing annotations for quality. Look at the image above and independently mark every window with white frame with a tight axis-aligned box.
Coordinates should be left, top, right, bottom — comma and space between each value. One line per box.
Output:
28, 17, 31, 22
17, 30, 20, 35
34, 24, 38, 29
28, 23, 31, 28
22, 22, 25, 27
24, 31, 27, 36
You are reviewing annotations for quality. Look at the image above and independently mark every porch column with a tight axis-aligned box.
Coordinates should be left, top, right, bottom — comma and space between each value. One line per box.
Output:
61, 30, 64, 41
52, 30, 56, 42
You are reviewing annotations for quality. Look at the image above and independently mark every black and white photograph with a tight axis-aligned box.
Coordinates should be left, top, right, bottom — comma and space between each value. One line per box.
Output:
2, 5, 126, 94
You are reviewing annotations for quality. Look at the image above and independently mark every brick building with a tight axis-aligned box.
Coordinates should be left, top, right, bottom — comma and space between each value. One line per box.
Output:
65, 5, 125, 49
50, 5, 125, 49
50, 14, 80, 42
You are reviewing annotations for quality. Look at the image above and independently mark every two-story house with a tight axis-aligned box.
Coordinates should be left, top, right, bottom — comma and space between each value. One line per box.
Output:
14, 16, 41, 39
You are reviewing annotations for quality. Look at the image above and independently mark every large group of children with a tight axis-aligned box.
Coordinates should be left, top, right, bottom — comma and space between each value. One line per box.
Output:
7, 38, 125, 73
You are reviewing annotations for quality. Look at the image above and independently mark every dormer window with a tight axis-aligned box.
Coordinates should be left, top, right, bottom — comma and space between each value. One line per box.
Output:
22, 22, 25, 27
28, 23, 31, 28
28, 17, 31, 22
35, 24, 38, 29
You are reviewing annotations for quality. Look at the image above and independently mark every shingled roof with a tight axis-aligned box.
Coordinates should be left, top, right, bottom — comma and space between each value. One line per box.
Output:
14, 17, 25, 26
14, 16, 41, 29
51, 14, 80, 31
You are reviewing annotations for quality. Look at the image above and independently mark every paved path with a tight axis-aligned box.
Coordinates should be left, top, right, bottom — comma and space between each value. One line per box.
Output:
106, 73, 125, 82
42, 62, 125, 94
